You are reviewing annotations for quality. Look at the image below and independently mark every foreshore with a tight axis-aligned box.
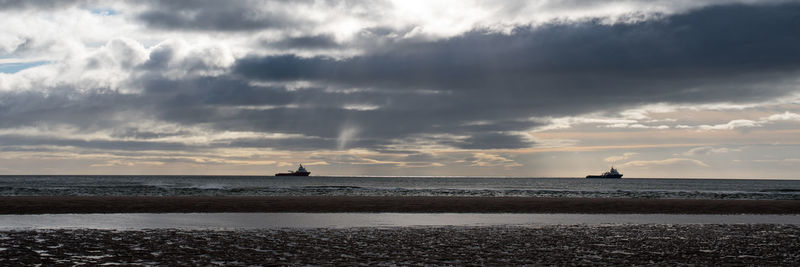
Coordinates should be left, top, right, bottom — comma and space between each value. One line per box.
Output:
1, 196, 798, 214
2, 225, 799, 265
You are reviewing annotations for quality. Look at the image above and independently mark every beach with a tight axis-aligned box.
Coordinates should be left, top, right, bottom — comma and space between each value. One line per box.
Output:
2, 225, 799, 265
2, 194, 800, 264
1, 196, 799, 214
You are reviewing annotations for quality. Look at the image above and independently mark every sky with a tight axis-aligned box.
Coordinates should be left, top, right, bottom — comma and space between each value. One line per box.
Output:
1, 0, 799, 178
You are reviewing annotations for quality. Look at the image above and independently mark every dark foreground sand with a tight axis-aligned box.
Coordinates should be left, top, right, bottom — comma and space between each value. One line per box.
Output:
1, 225, 798, 265
0, 196, 799, 214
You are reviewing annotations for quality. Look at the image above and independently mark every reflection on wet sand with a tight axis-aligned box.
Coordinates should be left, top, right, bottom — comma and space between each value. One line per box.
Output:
1, 225, 798, 265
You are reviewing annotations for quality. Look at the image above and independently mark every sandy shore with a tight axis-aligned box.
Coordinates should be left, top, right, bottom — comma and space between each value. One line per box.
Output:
0, 196, 798, 214
2, 225, 798, 265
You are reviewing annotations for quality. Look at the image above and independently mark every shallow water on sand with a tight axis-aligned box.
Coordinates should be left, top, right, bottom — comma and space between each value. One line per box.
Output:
1, 213, 798, 230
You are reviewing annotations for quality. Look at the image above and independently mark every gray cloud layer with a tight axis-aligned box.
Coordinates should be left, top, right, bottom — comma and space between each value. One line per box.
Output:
227, 4, 800, 148
237, 4, 800, 105
136, 0, 310, 31
3, 3, 800, 153
0, 0, 83, 10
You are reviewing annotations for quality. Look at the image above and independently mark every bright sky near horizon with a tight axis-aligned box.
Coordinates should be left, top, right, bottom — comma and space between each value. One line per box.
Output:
1, 0, 799, 178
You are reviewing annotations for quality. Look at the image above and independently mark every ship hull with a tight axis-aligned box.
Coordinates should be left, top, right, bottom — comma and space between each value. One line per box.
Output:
585, 174, 622, 179
275, 172, 311, 176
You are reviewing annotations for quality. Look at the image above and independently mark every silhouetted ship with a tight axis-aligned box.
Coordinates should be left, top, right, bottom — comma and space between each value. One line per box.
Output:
275, 164, 311, 176
586, 166, 623, 179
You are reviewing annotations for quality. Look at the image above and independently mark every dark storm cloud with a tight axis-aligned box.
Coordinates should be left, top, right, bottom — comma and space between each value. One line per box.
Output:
0, 0, 83, 10
266, 34, 340, 49
109, 128, 192, 140
117, 70, 543, 149
136, 0, 300, 31
236, 3, 800, 115
0, 78, 536, 150
139, 75, 294, 106
157, 3, 800, 151
206, 4, 800, 150
0, 88, 142, 130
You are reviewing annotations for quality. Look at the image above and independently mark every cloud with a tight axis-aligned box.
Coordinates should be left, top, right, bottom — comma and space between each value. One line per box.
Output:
141, 39, 236, 77
753, 158, 800, 163
604, 152, 638, 163
135, 0, 300, 31
266, 34, 340, 50
621, 158, 710, 168
453, 132, 534, 149
696, 119, 761, 130
2, 1, 800, 165
681, 146, 730, 156
468, 152, 519, 167
603, 123, 670, 129
127, 1, 792, 39
222, 3, 800, 151
0, 134, 191, 151
766, 112, 800, 121
679, 111, 800, 130
96, 38, 148, 69
90, 159, 165, 167
236, 4, 800, 118
0, 0, 84, 10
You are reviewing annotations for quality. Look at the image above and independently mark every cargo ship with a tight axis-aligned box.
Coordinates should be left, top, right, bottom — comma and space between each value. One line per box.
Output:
275, 164, 311, 176
586, 166, 623, 179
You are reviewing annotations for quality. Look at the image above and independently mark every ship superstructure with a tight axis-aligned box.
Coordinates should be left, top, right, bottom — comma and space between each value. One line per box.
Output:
586, 166, 623, 179
275, 164, 311, 176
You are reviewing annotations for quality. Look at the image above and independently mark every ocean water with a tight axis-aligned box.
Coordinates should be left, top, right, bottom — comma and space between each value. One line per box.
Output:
1, 176, 799, 200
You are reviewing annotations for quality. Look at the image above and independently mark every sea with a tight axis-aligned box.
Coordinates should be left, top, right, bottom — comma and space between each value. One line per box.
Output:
1, 176, 799, 200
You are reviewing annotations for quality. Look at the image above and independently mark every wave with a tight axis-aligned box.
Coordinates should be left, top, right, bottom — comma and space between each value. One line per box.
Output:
185, 184, 228, 190
760, 188, 800, 192
301, 185, 364, 190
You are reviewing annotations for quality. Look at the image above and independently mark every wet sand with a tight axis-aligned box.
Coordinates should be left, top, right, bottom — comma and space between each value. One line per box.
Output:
0, 196, 799, 214
2, 225, 798, 265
